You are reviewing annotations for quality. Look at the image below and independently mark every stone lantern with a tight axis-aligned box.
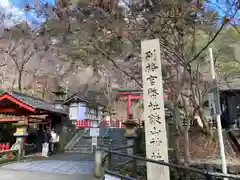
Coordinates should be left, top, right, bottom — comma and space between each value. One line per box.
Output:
12, 121, 28, 157
123, 114, 138, 137
52, 86, 67, 103
122, 114, 138, 155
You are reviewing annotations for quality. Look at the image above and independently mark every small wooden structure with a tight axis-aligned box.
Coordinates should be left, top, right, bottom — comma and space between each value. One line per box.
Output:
62, 92, 105, 128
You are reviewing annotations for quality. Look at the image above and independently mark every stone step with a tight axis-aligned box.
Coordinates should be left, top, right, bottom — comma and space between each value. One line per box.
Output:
64, 129, 85, 150
66, 144, 91, 149
64, 129, 90, 150
99, 140, 125, 143
66, 140, 92, 151
74, 141, 92, 146
67, 139, 128, 147
65, 146, 92, 153
71, 145, 91, 149
99, 141, 127, 145
65, 149, 92, 153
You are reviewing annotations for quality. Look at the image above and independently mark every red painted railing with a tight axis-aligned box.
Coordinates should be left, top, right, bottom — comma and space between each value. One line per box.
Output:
101, 119, 125, 128
75, 120, 92, 128
75, 119, 125, 128
0, 143, 9, 151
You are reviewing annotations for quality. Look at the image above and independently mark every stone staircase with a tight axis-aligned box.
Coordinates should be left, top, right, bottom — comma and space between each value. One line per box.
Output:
64, 129, 86, 150
64, 129, 91, 153
64, 128, 127, 154
65, 137, 93, 153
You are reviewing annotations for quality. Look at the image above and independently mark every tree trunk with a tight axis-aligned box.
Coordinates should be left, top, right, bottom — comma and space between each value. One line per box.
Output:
174, 135, 181, 163
183, 129, 190, 164
183, 128, 190, 180
198, 107, 213, 139
18, 70, 23, 91
173, 106, 181, 163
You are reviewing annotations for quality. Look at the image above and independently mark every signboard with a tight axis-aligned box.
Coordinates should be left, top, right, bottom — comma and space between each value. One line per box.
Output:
104, 174, 121, 180
92, 136, 97, 146
90, 128, 100, 137
208, 90, 216, 115
208, 84, 220, 115
141, 39, 170, 180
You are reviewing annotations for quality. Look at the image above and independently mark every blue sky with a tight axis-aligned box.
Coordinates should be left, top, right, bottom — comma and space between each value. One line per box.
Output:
205, 0, 240, 23
0, 0, 55, 28
1, 0, 240, 28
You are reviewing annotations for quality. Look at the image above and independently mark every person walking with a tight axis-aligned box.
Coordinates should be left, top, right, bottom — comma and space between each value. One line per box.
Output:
41, 129, 51, 157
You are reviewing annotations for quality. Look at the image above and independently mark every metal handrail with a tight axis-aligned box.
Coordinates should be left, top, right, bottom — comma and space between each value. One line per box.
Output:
112, 145, 133, 151
104, 149, 240, 179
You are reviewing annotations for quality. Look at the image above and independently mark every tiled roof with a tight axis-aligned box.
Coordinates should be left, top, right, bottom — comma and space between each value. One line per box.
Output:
63, 90, 108, 107
10, 91, 67, 115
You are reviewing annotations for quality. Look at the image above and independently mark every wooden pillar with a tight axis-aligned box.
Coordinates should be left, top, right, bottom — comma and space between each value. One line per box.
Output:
141, 39, 169, 180
120, 92, 142, 120
49, 119, 52, 129
127, 95, 131, 119
24, 117, 29, 125
24, 117, 28, 143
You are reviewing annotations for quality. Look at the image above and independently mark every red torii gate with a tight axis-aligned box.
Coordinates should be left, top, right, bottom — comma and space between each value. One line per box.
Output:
119, 89, 169, 119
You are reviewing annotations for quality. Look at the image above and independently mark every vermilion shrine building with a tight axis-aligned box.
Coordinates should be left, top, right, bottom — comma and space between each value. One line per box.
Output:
0, 88, 169, 154
68, 88, 169, 129
0, 91, 67, 151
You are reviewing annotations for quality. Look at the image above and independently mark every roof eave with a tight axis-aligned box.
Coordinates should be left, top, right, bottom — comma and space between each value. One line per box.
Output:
62, 94, 106, 107
0, 92, 36, 112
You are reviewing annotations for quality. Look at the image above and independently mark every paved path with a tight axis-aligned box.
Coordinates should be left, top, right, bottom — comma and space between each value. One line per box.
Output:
0, 153, 98, 180
1, 160, 94, 174
0, 169, 97, 180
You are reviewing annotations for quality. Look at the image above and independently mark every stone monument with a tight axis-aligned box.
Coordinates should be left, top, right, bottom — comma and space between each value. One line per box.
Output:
141, 39, 170, 180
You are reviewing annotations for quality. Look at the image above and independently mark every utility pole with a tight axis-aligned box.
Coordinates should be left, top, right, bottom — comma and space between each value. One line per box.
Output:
208, 48, 228, 179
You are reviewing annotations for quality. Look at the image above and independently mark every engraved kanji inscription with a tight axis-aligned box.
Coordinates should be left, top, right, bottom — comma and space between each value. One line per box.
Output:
146, 75, 157, 86
150, 136, 162, 146
150, 127, 161, 135
151, 152, 162, 160
145, 63, 158, 73
145, 50, 156, 61
148, 113, 162, 124
148, 101, 160, 111
148, 87, 159, 99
